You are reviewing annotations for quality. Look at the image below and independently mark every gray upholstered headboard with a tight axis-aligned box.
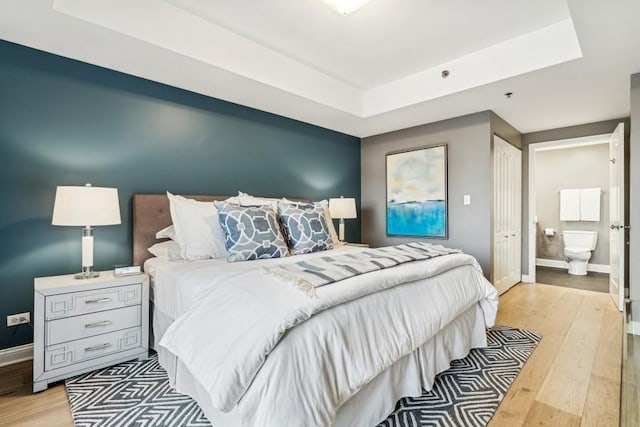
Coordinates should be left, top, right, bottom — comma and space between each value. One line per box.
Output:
132, 194, 230, 266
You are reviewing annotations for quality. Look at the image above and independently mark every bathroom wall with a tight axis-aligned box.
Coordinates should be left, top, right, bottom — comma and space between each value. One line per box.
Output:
521, 118, 630, 277
535, 143, 610, 266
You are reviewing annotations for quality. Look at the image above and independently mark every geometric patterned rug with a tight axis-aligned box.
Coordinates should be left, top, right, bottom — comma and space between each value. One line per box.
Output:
66, 355, 210, 427
377, 326, 542, 427
66, 326, 540, 427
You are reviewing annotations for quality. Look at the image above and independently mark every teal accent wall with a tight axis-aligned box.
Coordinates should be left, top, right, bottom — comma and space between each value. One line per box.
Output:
0, 40, 361, 350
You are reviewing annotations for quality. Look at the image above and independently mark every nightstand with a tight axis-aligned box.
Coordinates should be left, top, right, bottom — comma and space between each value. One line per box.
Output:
344, 242, 369, 248
33, 271, 149, 393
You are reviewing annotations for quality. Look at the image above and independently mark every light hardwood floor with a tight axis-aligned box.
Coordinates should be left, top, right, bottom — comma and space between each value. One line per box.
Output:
0, 283, 622, 427
489, 283, 622, 427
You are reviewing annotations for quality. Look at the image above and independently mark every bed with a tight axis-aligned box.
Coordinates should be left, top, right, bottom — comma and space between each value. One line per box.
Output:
133, 194, 499, 427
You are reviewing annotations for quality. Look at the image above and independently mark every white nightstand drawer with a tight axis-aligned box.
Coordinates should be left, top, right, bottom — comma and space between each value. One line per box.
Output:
45, 327, 142, 371
45, 283, 142, 320
46, 305, 141, 346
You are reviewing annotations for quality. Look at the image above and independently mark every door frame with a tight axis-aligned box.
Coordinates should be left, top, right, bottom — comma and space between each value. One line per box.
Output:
526, 133, 612, 284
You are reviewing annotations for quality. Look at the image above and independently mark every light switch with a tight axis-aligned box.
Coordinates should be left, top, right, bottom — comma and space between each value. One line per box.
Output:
463, 195, 471, 205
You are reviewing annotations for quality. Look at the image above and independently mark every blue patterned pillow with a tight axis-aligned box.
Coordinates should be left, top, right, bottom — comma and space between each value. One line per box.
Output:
215, 202, 289, 262
277, 202, 333, 255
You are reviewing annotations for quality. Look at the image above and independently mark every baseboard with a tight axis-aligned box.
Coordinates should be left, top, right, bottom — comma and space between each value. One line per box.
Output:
627, 321, 640, 336
536, 258, 610, 274
521, 274, 534, 283
585, 263, 611, 274
0, 343, 33, 367
536, 258, 567, 269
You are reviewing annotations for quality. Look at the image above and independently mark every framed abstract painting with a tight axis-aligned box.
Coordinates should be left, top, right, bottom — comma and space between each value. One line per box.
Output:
386, 144, 448, 238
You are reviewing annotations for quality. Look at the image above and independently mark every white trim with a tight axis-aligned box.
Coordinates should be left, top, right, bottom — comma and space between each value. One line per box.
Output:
586, 263, 611, 274
536, 258, 568, 269
521, 274, 534, 283
0, 343, 33, 367
626, 320, 640, 336
527, 132, 613, 286
528, 143, 537, 284
536, 258, 610, 273
534, 134, 610, 151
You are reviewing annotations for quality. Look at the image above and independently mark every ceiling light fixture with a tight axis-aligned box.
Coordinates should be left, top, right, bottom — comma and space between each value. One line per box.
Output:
320, 0, 373, 15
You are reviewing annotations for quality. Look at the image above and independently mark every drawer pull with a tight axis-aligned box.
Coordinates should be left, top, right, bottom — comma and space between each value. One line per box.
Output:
84, 320, 112, 328
85, 298, 111, 304
85, 343, 111, 352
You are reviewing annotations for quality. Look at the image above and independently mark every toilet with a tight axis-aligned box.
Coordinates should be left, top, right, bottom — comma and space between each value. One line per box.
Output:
562, 230, 598, 275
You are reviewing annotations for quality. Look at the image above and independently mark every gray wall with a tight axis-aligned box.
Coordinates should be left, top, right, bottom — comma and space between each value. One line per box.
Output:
631, 73, 640, 299
521, 118, 631, 276
361, 111, 493, 275
491, 112, 523, 149
534, 144, 610, 265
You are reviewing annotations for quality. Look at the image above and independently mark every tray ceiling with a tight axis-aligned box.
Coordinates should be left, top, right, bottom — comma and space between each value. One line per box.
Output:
0, 0, 638, 137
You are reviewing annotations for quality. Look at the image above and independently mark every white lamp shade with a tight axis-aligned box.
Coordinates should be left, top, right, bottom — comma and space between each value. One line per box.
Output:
52, 185, 121, 226
329, 197, 357, 219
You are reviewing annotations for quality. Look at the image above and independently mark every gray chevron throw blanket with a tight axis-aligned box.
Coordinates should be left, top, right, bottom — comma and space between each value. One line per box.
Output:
263, 242, 461, 297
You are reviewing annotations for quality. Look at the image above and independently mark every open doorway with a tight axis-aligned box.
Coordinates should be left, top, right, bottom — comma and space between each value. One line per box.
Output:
528, 134, 611, 293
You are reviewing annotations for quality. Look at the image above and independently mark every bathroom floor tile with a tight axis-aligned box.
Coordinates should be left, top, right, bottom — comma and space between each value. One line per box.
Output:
536, 266, 609, 293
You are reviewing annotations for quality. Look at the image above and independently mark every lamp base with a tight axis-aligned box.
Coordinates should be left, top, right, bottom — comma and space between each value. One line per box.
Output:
74, 266, 100, 280
76, 227, 99, 279
74, 271, 100, 280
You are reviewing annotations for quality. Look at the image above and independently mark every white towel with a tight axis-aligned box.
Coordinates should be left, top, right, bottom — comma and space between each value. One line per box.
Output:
580, 188, 601, 221
560, 189, 580, 221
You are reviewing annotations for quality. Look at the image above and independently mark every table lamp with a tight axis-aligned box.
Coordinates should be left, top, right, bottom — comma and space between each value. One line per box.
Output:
52, 183, 121, 279
329, 196, 357, 243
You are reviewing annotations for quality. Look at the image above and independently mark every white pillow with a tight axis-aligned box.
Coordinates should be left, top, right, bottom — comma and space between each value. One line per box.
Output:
238, 193, 280, 211
167, 192, 228, 260
225, 192, 242, 205
317, 199, 342, 247
148, 240, 183, 261
155, 225, 177, 240
282, 198, 341, 246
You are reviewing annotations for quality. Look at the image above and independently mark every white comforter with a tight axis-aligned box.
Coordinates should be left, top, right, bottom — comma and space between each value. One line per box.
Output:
159, 247, 498, 427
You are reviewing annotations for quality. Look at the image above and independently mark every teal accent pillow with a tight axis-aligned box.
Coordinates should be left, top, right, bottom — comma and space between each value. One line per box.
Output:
215, 202, 289, 262
277, 202, 333, 255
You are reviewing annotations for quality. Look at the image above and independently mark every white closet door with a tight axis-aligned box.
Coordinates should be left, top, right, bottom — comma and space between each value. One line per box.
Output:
493, 136, 522, 295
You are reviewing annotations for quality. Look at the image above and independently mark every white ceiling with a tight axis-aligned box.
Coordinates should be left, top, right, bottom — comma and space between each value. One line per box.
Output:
167, 0, 571, 89
0, 0, 638, 137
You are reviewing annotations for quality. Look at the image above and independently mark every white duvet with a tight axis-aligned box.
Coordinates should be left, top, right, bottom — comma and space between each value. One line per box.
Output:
159, 247, 498, 427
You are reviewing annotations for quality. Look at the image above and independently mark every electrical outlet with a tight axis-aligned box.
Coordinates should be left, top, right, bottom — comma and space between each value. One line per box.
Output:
6, 312, 30, 327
